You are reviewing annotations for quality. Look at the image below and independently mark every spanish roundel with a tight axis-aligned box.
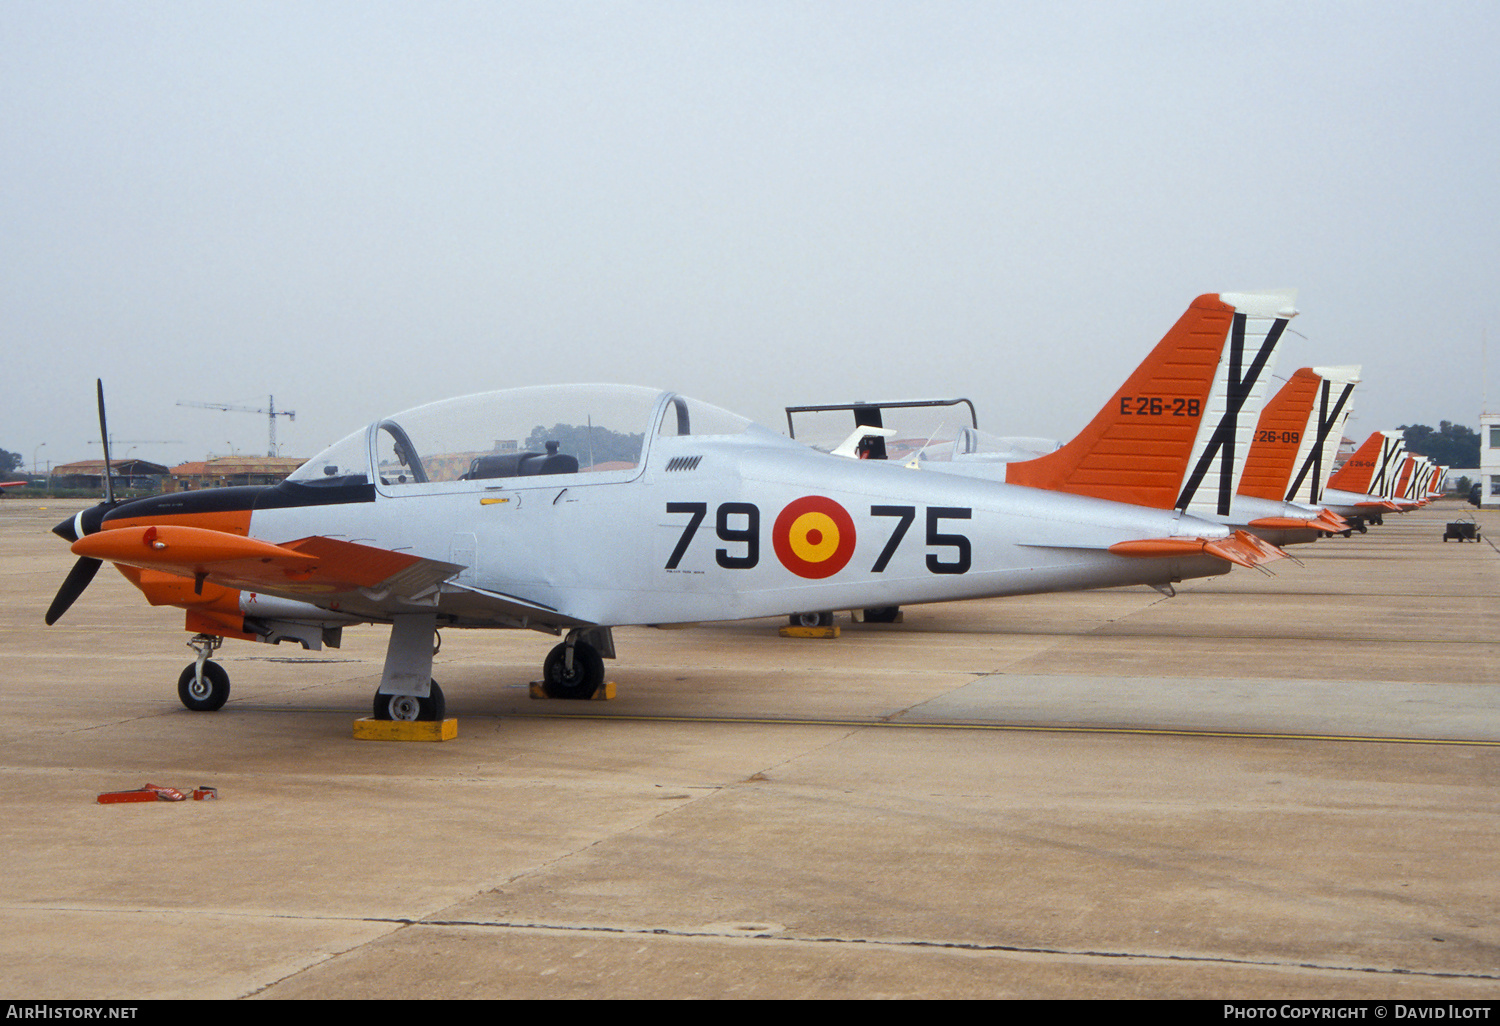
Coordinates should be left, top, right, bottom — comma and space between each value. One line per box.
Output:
773, 496, 857, 579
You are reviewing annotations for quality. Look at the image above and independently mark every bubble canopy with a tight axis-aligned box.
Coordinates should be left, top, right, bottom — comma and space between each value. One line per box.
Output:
287, 385, 755, 491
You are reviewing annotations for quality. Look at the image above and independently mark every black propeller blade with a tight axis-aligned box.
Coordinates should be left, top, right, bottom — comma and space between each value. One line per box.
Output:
45, 557, 103, 626
97, 379, 115, 507
45, 379, 117, 625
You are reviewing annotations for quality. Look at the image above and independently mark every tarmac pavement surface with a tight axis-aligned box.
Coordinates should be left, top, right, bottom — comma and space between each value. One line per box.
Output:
0, 497, 1496, 999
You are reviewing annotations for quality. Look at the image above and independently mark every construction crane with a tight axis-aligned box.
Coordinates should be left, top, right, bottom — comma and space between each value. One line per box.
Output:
178, 396, 295, 456
89, 438, 182, 448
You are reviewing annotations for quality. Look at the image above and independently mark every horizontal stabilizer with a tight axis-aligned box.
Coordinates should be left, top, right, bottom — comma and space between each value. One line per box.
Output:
1109, 530, 1287, 569
1246, 509, 1347, 534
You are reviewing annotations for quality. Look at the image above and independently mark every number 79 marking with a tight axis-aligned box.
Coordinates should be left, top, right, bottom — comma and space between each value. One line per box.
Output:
665, 501, 761, 570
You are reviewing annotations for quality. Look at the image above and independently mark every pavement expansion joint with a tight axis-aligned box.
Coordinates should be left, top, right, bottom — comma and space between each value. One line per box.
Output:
400, 916, 1500, 982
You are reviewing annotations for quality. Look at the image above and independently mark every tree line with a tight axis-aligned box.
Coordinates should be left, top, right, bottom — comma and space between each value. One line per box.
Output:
1399, 422, 1479, 468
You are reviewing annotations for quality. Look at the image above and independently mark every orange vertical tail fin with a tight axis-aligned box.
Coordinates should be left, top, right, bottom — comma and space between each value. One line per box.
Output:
1240, 365, 1360, 504
1328, 431, 1406, 497
1006, 290, 1296, 515
1239, 368, 1322, 502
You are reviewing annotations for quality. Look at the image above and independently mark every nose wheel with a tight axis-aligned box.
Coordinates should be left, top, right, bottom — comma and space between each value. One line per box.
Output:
178, 634, 230, 711
178, 661, 230, 711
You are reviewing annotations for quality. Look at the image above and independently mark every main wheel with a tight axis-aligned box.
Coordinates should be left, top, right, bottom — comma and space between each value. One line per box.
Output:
178, 661, 230, 712
862, 606, 900, 623
542, 641, 604, 700
788, 611, 833, 628
372, 681, 446, 721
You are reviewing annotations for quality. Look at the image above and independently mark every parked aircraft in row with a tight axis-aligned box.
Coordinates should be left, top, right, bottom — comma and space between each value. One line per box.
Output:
41, 290, 1432, 721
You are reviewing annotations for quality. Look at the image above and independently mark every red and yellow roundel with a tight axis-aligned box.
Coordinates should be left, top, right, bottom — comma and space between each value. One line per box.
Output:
773, 496, 857, 579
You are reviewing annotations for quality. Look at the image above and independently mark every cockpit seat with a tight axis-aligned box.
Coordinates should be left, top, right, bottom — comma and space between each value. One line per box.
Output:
463, 449, 579, 480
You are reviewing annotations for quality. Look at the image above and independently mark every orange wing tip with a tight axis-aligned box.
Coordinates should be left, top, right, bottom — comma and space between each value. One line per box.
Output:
72, 525, 317, 567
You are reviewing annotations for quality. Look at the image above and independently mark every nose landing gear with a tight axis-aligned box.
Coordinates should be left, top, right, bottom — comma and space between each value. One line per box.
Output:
178, 634, 230, 711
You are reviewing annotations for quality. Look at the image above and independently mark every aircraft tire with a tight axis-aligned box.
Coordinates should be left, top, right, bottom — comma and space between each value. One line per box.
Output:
372, 681, 446, 721
789, 612, 833, 628
542, 642, 603, 700
177, 661, 230, 712
862, 606, 900, 623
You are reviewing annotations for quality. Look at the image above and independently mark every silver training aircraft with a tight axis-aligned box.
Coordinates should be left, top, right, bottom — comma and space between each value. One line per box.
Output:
47, 382, 1281, 719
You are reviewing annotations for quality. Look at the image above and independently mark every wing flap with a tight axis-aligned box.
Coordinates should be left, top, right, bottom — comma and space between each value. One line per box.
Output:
443, 581, 597, 630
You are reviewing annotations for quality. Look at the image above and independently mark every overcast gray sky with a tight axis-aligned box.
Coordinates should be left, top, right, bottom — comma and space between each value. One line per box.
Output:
4, 0, 1497, 468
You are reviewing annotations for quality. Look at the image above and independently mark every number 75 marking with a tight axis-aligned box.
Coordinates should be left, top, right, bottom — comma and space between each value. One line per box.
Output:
872, 505, 971, 574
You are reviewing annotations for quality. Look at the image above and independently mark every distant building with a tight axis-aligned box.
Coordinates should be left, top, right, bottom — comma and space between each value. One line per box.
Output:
1480, 414, 1500, 507
165, 456, 306, 493
50, 459, 168, 491
1445, 468, 1480, 493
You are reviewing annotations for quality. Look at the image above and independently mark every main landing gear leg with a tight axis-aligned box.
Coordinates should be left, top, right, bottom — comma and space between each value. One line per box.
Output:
542, 627, 613, 700
178, 633, 230, 711
373, 614, 446, 721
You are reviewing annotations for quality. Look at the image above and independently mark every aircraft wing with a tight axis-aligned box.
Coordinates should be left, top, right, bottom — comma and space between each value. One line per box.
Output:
73, 526, 463, 606
72, 524, 597, 630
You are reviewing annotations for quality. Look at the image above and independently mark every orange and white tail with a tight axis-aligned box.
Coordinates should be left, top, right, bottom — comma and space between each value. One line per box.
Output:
1239, 366, 1360, 505
1328, 431, 1407, 498
1428, 465, 1448, 498
1393, 456, 1421, 503
1006, 289, 1296, 516
1402, 457, 1438, 504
